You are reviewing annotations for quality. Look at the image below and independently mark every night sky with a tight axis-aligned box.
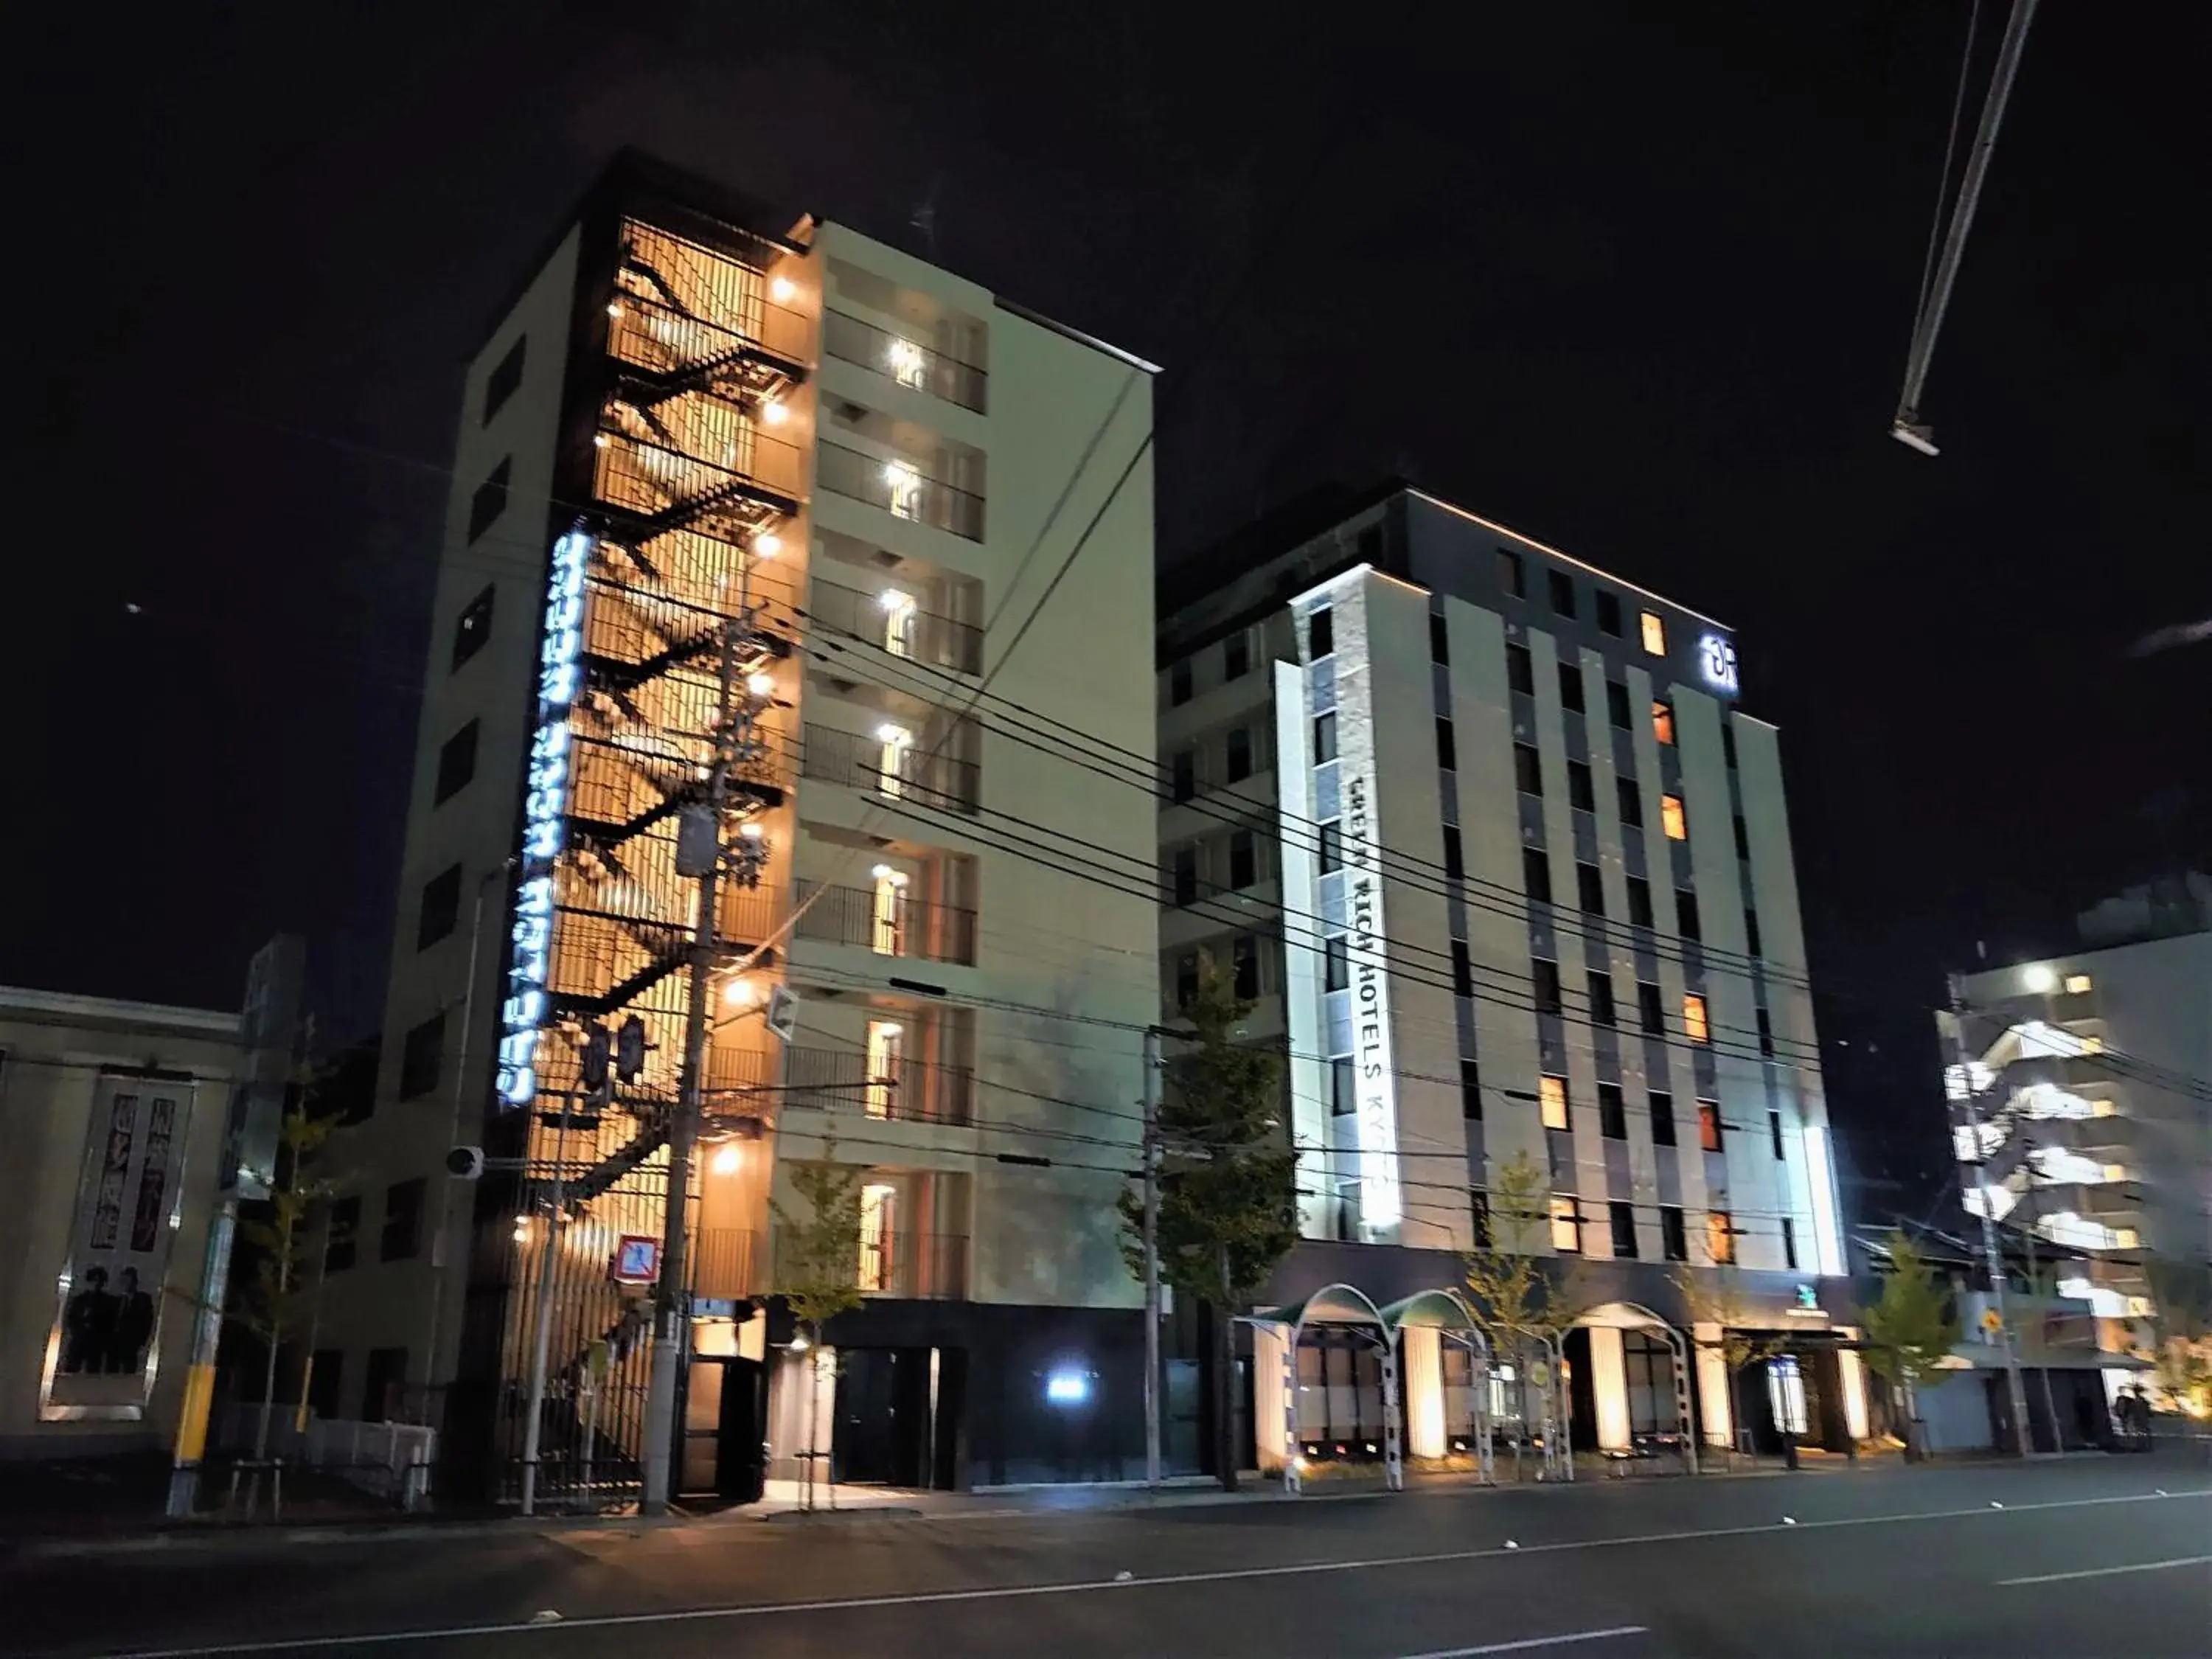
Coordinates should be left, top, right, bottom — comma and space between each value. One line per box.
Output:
16, 3, 2208, 1214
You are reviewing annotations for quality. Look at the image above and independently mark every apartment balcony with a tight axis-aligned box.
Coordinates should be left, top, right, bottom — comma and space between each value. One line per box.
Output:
823, 308, 987, 413
792, 877, 978, 966
775, 1228, 970, 1301
799, 722, 978, 814
807, 572, 982, 676
782, 1043, 975, 1127
815, 441, 984, 542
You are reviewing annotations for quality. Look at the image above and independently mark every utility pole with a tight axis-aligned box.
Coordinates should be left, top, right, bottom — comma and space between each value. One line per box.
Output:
1141, 1026, 1163, 1488
1947, 973, 2031, 1456
641, 561, 749, 1516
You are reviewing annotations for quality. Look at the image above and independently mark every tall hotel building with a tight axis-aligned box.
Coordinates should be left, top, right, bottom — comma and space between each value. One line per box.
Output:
321, 154, 1159, 1498
1158, 486, 1868, 1464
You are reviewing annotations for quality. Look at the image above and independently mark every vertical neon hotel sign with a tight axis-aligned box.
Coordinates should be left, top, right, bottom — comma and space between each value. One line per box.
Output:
495, 529, 590, 1108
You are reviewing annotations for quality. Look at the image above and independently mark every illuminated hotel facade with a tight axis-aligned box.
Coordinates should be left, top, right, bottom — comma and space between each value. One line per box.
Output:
323, 154, 1159, 1498
1158, 486, 1868, 1468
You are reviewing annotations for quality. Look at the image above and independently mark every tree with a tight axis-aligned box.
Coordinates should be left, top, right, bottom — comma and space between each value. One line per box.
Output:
1857, 1232, 1962, 1460
2140, 1257, 2212, 1413
1673, 1258, 1792, 1461
1118, 954, 1295, 1492
1462, 1149, 1588, 1474
769, 1133, 866, 1509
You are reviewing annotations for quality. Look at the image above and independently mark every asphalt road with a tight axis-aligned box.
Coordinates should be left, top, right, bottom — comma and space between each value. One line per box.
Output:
8, 1455, 2208, 1659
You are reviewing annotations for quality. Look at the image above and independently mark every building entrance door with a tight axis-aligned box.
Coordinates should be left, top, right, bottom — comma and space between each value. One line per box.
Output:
832, 1347, 930, 1486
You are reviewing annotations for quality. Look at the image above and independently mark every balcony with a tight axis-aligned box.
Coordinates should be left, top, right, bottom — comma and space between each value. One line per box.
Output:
771, 1227, 969, 1301
799, 722, 978, 813
782, 1043, 975, 1127
816, 441, 983, 542
807, 573, 982, 676
823, 309, 987, 413
792, 877, 977, 966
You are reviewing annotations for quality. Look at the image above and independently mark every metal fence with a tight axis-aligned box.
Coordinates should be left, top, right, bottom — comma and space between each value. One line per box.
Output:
792, 877, 978, 964
210, 1404, 437, 1511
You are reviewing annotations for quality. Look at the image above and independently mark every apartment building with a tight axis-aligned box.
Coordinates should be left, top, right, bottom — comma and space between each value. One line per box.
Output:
1158, 484, 1866, 1467
1947, 873, 2212, 1396
322, 153, 1158, 1499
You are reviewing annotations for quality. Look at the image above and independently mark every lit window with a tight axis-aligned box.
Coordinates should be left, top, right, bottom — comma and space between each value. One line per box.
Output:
1660, 795, 1688, 841
1652, 700, 1676, 745
883, 459, 923, 521
1540, 1074, 1570, 1130
2081, 1035, 2105, 1055
2113, 1228, 2140, 1250
859, 1183, 897, 1290
2126, 1296, 2154, 1318
2104, 1164, 2127, 1183
1641, 611, 1666, 655
888, 335, 927, 390
869, 863, 910, 954
1698, 1101, 1723, 1152
2092, 1098, 2118, 1118
2064, 974, 2093, 994
1550, 1197, 1583, 1253
879, 588, 919, 658
1707, 1210, 1735, 1265
864, 1020, 904, 1119
876, 723, 914, 797
1683, 994, 1711, 1043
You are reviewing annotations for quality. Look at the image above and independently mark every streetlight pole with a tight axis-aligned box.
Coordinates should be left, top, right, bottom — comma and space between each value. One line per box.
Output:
1141, 1026, 1163, 1488
1947, 974, 2032, 1457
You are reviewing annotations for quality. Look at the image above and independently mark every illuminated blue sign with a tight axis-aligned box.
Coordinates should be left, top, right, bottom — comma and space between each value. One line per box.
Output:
1698, 633, 1739, 696
495, 530, 591, 1108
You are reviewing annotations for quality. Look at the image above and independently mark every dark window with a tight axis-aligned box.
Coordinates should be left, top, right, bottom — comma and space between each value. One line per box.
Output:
1596, 591, 1624, 637
467, 458, 511, 543
1606, 680, 1632, 728
1514, 743, 1543, 795
1598, 1081, 1627, 1138
1461, 1057, 1483, 1119
1557, 662, 1585, 714
1498, 548, 1526, 598
1171, 847, 1198, 906
452, 583, 495, 669
1314, 712, 1338, 762
1618, 777, 1643, 828
1430, 613, 1450, 664
1442, 824, 1464, 880
1698, 1100, 1723, 1152
1233, 934, 1259, 999
398, 1012, 445, 1101
1229, 830, 1256, 890
1660, 1206, 1688, 1262
1638, 981, 1665, 1034
1330, 1057, 1356, 1116
1733, 813, 1752, 861
1587, 970, 1616, 1027
1610, 1200, 1638, 1257
1677, 889, 1703, 942
1324, 936, 1350, 992
324, 1195, 361, 1273
1318, 822, 1343, 873
1745, 909, 1764, 956
1451, 938, 1474, 998
1523, 846, 1552, 903
1171, 750, 1196, 803
309, 1349, 344, 1421
434, 720, 479, 805
1770, 1107, 1787, 1159
1576, 862, 1605, 915
361, 1348, 408, 1424
1650, 1090, 1677, 1147
1548, 568, 1577, 617
1175, 953, 1200, 1009
1169, 657, 1192, 706
1307, 608, 1334, 658
1567, 760, 1595, 812
1781, 1217, 1799, 1271
1722, 723, 1739, 770
1470, 1189, 1492, 1248
483, 335, 526, 424
1224, 633, 1251, 681
1627, 875, 1654, 927
380, 1178, 425, 1262
417, 865, 462, 951
1757, 1008, 1776, 1057
1435, 716, 1457, 771
1226, 726, 1253, 782
1533, 959, 1563, 1014
1506, 642, 1534, 695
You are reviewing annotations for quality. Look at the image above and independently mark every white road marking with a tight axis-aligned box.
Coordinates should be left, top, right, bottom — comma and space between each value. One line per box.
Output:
1998, 1554, 2212, 1587
84, 1488, 2212, 1659
1396, 1628, 1648, 1657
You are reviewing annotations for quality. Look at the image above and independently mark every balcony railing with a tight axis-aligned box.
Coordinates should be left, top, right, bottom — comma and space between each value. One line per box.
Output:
597, 425, 807, 526
799, 722, 978, 813
792, 878, 978, 965
807, 573, 982, 676
815, 442, 984, 542
822, 310, 988, 413
611, 291, 812, 383
772, 1228, 970, 1300
782, 1044, 975, 1127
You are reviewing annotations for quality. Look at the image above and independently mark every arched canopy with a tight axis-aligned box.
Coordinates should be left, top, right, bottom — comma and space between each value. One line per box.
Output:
1378, 1287, 1483, 1335
1574, 1300, 1681, 1334
1249, 1281, 1388, 1341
